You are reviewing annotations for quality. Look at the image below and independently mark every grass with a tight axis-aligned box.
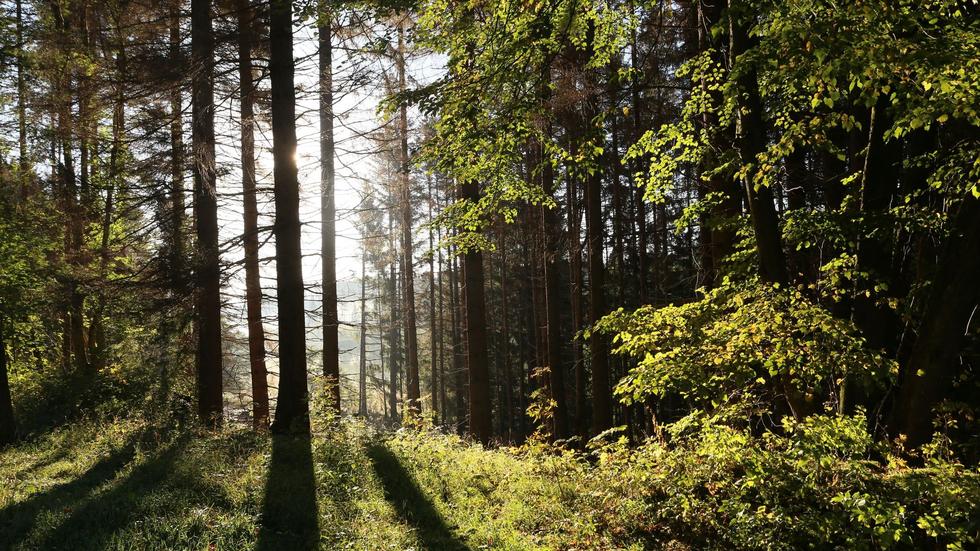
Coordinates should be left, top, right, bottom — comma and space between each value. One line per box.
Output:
8, 413, 971, 550
0, 417, 492, 550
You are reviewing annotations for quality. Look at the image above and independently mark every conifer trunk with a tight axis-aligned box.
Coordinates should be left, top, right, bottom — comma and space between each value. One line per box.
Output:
237, 0, 269, 429
192, 0, 223, 427
269, 0, 308, 433
319, 2, 340, 410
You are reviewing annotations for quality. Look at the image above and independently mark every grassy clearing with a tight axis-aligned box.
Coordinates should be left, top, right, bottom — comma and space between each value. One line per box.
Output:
0, 417, 473, 550
3, 414, 976, 550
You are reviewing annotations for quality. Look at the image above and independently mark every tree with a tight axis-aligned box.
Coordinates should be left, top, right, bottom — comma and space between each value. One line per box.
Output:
237, 0, 270, 429
269, 0, 309, 434
460, 179, 492, 444
192, 0, 223, 426
396, 17, 422, 418
319, 0, 340, 411
0, 314, 14, 445
892, 193, 980, 448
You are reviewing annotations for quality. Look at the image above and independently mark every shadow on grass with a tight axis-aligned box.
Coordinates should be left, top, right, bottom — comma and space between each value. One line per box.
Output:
367, 444, 470, 551
0, 432, 145, 549
30, 435, 190, 550
256, 434, 321, 550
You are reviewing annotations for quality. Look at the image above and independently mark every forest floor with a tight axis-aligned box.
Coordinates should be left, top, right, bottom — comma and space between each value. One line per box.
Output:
0, 417, 488, 551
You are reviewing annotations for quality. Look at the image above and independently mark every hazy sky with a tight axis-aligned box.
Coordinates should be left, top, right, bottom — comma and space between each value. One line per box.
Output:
215, 16, 444, 342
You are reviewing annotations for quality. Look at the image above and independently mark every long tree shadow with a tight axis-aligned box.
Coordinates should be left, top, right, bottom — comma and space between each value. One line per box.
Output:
367, 443, 470, 551
256, 433, 321, 550
30, 435, 191, 550
0, 431, 146, 549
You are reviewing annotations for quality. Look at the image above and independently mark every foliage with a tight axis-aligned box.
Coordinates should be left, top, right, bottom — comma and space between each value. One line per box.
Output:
410, 0, 631, 251
379, 413, 980, 550
598, 280, 894, 415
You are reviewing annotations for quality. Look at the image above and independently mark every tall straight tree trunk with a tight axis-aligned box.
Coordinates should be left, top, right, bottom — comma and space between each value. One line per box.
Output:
460, 180, 492, 444
586, 165, 612, 434
539, 139, 569, 440
170, 3, 186, 276
269, 0, 308, 434
318, 2, 340, 410
499, 223, 513, 442
568, 170, 588, 439
396, 20, 421, 418
729, 8, 805, 418
237, 0, 270, 429
428, 177, 438, 423
192, 0, 222, 426
16, 0, 28, 178
698, 0, 739, 284
0, 315, 15, 445
358, 249, 368, 416
90, 41, 126, 372
730, 6, 788, 287
629, 8, 648, 305
437, 215, 447, 421
378, 290, 387, 418
448, 242, 465, 429
53, 2, 89, 376
892, 194, 980, 448
388, 255, 400, 421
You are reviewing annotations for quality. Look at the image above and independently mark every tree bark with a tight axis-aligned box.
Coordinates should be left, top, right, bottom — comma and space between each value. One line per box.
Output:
16, 0, 28, 178
237, 0, 270, 429
0, 315, 15, 445
319, 2, 340, 410
388, 253, 400, 421
448, 242, 465, 429
192, 0, 223, 427
428, 177, 439, 423
437, 213, 447, 421
359, 248, 368, 416
269, 0, 309, 434
540, 142, 569, 440
730, 10, 788, 287
170, 3, 186, 278
891, 195, 980, 448
89, 38, 125, 372
567, 167, 588, 439
396, 20, 421, 418
460, 181, 492, 443
586, 163, 612, 434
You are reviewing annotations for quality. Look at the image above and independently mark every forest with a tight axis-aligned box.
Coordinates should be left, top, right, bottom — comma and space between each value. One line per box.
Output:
1, 0, 979, 549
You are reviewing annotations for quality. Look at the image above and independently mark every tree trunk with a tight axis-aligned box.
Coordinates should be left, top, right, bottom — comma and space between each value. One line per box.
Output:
388, 256, 400, 421
192, 0, 223, 427
459, 180, 492, 443
567, 170, 588, 440
629, 8, 648, 305
359, 249, 368, 416
891, 195, 980, 448
53, 3, 89, 377
437, 218, 447, 422
448, 242, 465, 430
16, 0, 28, 179
428, 177, 438, 423
319, 2, 340, 410
269, 0, 308, 434
698, 0, 739, 285
237, 0, 270, 429
499, 223, 513, 442
89, 40, 125, 372
0, 315, 15, 445
540, 142, 569, 440
586, 164, 612, 434
396, 21, 421, 418
169, 3, 186, 278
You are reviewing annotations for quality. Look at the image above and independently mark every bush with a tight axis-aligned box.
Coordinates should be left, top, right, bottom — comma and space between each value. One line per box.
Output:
381, 413, 979, 550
